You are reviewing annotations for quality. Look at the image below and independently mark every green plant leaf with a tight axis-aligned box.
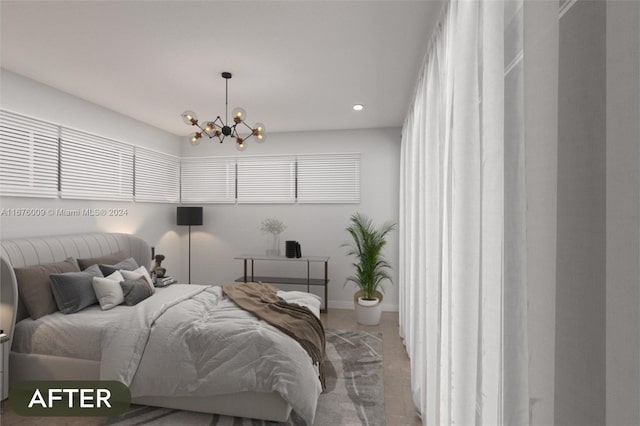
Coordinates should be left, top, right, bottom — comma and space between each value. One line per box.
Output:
342, 212, 397, 299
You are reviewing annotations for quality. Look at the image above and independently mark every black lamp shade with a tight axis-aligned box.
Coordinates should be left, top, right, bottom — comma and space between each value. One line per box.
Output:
177, 206, 203, 226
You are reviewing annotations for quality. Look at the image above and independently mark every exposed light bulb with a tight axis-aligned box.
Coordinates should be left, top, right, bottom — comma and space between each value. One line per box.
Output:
232, 107, 247, 123
204, 122, 216, 133
252, 122, 266, 143
190, 132, 202, 146
353, 104, 364, 111
182, 110, 198, 125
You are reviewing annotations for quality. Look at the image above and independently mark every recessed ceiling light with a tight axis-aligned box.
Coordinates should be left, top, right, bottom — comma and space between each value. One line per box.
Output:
353, 104, 364, 111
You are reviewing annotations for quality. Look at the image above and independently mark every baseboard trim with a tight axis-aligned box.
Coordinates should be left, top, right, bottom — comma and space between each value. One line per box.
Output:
328, 300, 399, 312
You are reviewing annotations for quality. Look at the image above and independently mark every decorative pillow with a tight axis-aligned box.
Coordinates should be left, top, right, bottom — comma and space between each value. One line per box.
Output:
77, 252, 126, 270
92, 271, 125, 310
120, 278, 153, 306
49, 269, 101, 314
98, 257, 139, 276
120, 266, 156, 294
82, 264, 104, 277
14, 257, 80, 320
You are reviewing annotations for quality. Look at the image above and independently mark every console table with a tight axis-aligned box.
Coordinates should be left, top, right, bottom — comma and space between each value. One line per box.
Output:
234, 255, 329, 313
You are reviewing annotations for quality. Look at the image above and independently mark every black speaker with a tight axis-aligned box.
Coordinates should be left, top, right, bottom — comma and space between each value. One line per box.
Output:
285, 240, 297, 258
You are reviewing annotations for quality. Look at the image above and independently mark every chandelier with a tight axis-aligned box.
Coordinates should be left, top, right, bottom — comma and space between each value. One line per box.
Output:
181, 72, 266, 151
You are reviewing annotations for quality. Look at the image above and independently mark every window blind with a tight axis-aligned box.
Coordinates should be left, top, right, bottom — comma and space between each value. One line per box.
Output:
297, 153, 361, 203
180, 157, 236, 203
60, 128, 134, 201
135, 148, 180, 203
0, 110, 59, 198
237, 156, 296, 203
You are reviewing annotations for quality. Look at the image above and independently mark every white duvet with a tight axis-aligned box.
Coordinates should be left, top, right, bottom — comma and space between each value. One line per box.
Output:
100, 284, 322, 424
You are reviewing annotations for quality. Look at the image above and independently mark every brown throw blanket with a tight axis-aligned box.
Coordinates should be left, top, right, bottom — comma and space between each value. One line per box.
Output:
223, 282, 326, 391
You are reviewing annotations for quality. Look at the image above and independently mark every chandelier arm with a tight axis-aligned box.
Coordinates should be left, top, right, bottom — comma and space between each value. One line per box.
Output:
213, 116, 224, 128
237, 121, 255, 141
193, 121, 207, 133
238, 121, 253, 131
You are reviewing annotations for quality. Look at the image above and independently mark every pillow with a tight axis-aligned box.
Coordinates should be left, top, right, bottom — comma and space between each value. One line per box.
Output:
49, 269, 101, 314
120, 266, 156, 294
82, 264, 104, 277
98, 257, 139, 276
14, 257, 80, 320
77, 252, 126, 270
120, 278, 153, 306
92, 271, 125, 310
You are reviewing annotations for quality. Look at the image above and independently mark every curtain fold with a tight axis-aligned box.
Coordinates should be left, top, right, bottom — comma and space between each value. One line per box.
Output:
399, 0, 528, 424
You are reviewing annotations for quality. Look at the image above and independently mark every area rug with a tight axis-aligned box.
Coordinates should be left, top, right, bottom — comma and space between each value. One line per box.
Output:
106, 329, 384, 426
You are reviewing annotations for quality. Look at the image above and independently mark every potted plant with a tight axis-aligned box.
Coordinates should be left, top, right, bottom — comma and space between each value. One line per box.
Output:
343, 213, 397, 325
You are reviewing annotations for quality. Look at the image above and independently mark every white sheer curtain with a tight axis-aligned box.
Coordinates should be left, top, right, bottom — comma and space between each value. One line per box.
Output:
399, 0, 528, 424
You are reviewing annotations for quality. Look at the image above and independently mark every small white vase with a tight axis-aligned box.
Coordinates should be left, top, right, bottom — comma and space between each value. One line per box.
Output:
266, 233, 281, 257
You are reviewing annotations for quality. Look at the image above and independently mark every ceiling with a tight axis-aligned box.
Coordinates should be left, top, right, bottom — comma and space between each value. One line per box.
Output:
0, 1, 444, 136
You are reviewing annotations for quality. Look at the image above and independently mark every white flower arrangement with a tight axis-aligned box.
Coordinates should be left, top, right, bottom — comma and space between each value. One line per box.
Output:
260, 218, 287, 235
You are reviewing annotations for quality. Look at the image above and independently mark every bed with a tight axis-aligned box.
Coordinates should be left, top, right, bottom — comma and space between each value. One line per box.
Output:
0, 233, 323, 423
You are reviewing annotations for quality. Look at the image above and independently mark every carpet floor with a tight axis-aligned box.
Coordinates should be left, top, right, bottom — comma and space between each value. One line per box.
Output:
106, 329, 385, 426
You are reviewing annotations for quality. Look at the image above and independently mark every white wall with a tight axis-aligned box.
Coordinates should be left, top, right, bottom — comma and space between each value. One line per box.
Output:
180, 127, 401, 311
606, 1, 640, 425
0, 69, 184, 277
555, 1, 607, 424
524, 1, 640, 424
524, 1, 559, 424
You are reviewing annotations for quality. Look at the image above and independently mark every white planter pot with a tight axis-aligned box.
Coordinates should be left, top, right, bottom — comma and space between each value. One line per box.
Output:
354, 291, 383, 325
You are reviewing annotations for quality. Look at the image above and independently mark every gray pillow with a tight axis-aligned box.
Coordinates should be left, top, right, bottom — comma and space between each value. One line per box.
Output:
82, 264, 104, 277
50, 268, 102, 314
14, 257, 80, 320
77, 252, 126, 270
98, 257, 140, 276
120, 278, 152, 306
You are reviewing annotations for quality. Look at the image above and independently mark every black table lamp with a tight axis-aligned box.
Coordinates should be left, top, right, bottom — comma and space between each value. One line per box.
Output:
177, 206, 203, 284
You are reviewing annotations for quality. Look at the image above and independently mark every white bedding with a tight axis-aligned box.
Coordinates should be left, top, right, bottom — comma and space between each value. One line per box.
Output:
13, 302, 124, 360
12, 284, 322, 424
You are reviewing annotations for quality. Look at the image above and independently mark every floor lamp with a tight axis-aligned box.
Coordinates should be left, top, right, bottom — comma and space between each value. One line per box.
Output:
177, 206, 203, 284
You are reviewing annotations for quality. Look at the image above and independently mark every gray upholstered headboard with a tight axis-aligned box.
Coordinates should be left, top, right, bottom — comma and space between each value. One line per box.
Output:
0, 233, 151, 347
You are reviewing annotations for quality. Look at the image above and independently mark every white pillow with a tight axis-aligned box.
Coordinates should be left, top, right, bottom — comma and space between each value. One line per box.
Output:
92, 270, 125, 310
120, 266, 155, 294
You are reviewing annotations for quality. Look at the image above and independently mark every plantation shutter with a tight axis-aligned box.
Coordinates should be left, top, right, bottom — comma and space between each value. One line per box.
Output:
60, 128, 134, 201
180, 157, 236, 203
237, 156, 296, 203
297, 153, 361, 203
135, 148, 180, 203
0, 110, 59, 198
